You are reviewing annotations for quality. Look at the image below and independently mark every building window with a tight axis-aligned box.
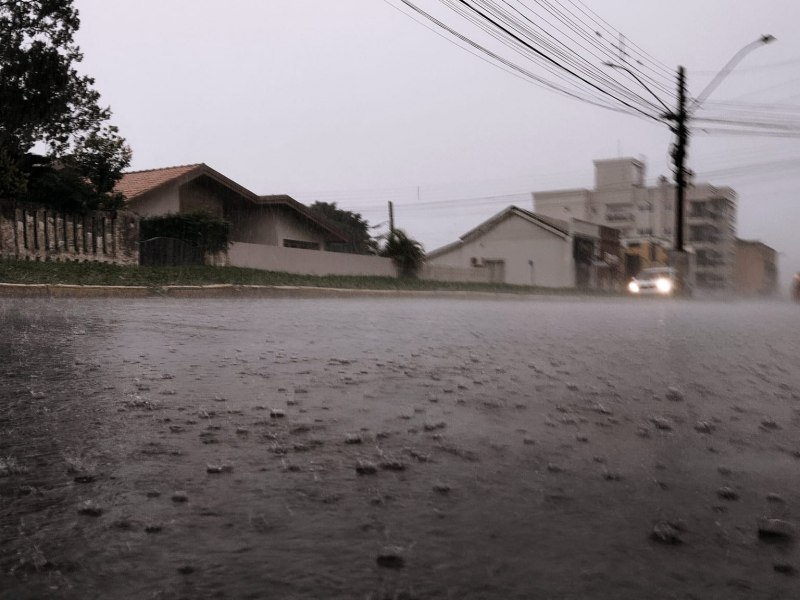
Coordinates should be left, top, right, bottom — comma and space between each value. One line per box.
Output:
689, 225, 720, 243
690, 201, 708, 218
283, 239, 320, 250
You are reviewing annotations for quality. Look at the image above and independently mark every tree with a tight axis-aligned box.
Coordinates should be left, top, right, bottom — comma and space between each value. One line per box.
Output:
381, 229, 425, 278
0, 0, 131, 211
308, 201, 378, 254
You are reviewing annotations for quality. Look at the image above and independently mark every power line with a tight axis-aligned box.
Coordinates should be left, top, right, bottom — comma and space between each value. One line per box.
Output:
439, 0, 658, 111
382, 0, 599, 102
450, 0, 664, 119
565, 0, 674, 75
391, 0, 665, 122
384, 0, 608, 102
541, 0, 676, 96
697, 157, 800, 179
693, 116, 800, 132
726, 75, 800, 102
299, 156, 800, 217
700, 100, 800, 113
689, 58, 800, 75
494, 0, 672, 107
696, 127, 800, 139
386, 0, 661, 116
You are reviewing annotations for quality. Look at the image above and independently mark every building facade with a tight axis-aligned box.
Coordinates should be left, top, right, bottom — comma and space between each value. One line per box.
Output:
533, 158, 737, 291
116, 164, 348, 252
115, 164, 396, 277
425, 206, 621, 289
734, 239, 778, 296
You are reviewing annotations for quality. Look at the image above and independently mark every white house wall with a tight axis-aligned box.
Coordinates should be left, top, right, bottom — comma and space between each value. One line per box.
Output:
230, 206, 330, 249
228, 242, 396, 277
273, 209, 329, 248
427, 214, 575, 287
230, 208, 279, 246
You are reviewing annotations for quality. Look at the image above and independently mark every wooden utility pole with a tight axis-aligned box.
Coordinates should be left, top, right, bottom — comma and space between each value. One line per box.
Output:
388, 201, 395, 236
672, 66, 688, 252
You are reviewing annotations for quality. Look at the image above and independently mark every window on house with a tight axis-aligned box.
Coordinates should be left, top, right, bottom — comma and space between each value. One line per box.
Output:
283, 239, 320, 250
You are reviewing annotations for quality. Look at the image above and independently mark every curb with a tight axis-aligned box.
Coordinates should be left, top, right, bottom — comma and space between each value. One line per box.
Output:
0, 282, 572, 300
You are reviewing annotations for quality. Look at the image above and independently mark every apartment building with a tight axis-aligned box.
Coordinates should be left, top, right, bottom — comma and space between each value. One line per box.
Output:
734, 239, 778, 296
686, 184, 737, 290
533, 157, 737, 291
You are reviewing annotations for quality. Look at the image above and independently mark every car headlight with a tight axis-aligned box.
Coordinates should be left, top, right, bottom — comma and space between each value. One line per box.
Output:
656, 278, 672, 293
628, 281, 640, 293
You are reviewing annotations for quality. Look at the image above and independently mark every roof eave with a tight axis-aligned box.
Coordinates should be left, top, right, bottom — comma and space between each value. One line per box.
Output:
257, 195, 349, 242
122, 163, 261, 204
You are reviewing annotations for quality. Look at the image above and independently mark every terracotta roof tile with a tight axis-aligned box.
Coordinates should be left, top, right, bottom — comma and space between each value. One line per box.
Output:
115, 164, 202, 199
115, 163, 349, 243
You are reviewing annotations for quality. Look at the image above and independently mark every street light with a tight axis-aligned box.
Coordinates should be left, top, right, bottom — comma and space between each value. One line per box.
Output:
692, 35, 776, 111
602, 35, 775, 256
674, 35, 775, 256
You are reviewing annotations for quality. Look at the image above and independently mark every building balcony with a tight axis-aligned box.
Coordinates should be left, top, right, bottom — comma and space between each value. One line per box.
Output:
606, 214, 634, 223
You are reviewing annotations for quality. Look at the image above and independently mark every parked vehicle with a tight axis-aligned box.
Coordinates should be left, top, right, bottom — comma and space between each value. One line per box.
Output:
627, 266, 681, 296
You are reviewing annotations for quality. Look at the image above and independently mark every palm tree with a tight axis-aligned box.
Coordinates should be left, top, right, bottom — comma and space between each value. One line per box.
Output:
380, 229, 425, 278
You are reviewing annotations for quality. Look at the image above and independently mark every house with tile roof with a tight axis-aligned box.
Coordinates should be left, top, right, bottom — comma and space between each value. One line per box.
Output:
424, 206, 621, 289
116, 163, 349, 251
115, 164, 396, 276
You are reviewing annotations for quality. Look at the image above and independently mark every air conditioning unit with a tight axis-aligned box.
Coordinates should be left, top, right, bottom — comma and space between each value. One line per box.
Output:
471, 257, 484, 267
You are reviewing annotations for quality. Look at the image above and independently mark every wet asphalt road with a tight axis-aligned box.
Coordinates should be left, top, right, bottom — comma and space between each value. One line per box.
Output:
1, 296, 799, 600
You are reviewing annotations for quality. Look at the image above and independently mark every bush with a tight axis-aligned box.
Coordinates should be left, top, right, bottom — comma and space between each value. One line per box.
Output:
380, 229, 425, 278
139, 212, 231, 255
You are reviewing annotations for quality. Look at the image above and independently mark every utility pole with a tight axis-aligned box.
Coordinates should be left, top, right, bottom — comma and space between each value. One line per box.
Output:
603, 36, 774, 291
388, 201, 395, 236
672, 66, 688, 253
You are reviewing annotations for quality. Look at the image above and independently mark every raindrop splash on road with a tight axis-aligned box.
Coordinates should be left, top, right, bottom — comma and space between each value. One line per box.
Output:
1, 297, 799, 599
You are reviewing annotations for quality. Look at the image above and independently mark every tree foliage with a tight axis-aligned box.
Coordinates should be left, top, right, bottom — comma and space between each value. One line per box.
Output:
0, 0, 131, 211
381, 229, 425, 278
308, 201, 378, 254
140, 212, 232, 255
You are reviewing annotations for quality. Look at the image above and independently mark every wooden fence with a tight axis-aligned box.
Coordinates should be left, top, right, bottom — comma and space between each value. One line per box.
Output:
0, 202, 139, 265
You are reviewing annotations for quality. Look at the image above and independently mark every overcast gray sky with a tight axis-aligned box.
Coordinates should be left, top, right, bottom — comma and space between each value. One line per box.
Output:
74, 0, 800, 280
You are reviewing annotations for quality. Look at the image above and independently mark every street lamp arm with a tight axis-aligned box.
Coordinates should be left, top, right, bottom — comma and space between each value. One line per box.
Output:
691, 35, 776, 112
602, 62, 673, 115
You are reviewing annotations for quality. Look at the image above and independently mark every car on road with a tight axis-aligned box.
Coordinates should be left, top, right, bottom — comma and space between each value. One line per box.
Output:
627, 266, 680, 296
